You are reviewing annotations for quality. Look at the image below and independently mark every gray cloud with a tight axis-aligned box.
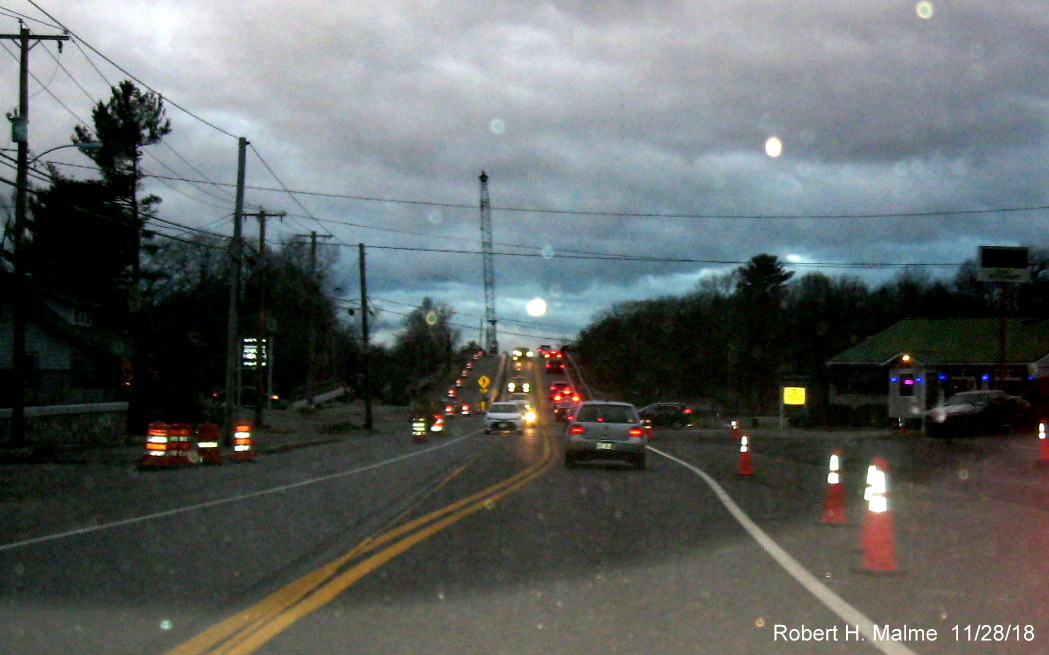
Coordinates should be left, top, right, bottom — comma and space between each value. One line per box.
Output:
5, 0, 1049, 347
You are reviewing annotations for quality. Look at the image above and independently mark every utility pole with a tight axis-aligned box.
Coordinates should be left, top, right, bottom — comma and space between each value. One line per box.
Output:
247, 209, 285, 428
295, 231, 333, 410
223, 137, 248, 444
479, 171, 497, 354
2, 24, 69, 446
358, 243, 373, 430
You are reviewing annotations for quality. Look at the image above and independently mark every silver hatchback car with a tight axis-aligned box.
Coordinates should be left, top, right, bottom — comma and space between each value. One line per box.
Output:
485, 401, 527, 434
563, 401, 647, 469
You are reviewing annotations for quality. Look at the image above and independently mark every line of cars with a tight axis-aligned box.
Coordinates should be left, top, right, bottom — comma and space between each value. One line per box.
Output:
484, 346, 687, 471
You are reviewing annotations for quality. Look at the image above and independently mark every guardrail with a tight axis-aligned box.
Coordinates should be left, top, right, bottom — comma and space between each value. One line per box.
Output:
563, 350, 596, 400
491, 353, 509, 403
0, 401, 128, 419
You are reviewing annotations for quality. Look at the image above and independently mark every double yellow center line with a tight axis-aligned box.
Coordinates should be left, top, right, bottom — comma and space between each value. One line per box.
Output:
168, 428, 552, 655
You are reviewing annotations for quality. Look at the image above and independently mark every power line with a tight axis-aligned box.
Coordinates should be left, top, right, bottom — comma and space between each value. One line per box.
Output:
354, 243, 962, 269
248, 144, 331, 236
0, 5, 60, 30
333, 299, 574, 342
0, 157, 970, 270
138, 171, 1049, 222
24, 0, 240, 139
366, 295, 582, 332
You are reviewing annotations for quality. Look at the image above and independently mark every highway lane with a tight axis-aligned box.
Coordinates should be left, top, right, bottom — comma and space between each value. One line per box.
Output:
0, 418, 508, 654
4, 357, 1045, 654
205, 416, 894, 655
150, 360, 896, 655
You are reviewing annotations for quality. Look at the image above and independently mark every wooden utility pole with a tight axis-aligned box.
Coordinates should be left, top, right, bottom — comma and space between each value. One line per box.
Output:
2, 25, 68, 446
295, 231, 332, 410
223, 137, 249, 444
359, 243, 373, 430
247, 209, 285, 427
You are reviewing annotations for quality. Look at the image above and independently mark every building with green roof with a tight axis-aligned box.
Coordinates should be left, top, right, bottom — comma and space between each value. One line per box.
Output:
827, 317, 1049, 423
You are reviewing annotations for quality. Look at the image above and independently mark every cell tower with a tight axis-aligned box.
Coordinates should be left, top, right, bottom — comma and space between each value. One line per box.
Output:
479, 171, 498, 353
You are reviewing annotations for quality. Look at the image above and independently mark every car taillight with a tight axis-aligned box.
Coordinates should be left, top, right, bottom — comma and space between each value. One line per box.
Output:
684, 408, 693, 414
629, 427, 645, 437
571, 394, 581, 402
553, 394, 562, 401
568, 425, 585, 435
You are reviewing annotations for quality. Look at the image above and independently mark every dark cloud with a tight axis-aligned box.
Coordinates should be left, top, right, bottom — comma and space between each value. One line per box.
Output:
4, 0, 1049, 346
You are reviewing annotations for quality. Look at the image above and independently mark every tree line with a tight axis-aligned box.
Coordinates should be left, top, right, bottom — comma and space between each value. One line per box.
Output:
15, 81, 1049, 430
573, 252, 1049, 424
7, 79, 473, 430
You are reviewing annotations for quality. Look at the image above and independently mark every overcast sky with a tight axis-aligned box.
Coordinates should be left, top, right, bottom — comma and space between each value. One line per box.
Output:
2, 1, 1048, 347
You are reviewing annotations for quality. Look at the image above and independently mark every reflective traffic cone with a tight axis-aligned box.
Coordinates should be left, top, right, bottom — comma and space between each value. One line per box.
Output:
731, 420, 741, 441
411, 415, 428, 442
1039, 422, 1049, 464
821, 448, 846, 525
141, 421, 172, 467
230, 422, 256, 462
738, 434, 753, 476
196, 423, 222, 465
860, 457, 897, 572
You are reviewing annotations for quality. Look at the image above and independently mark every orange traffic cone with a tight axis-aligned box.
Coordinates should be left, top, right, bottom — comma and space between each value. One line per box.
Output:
141, 421, 172, 467
821, 449, 846, 525
196, 423, 222, 465
860, 457, 897, 572
738, 434, 753, 476
230, 422, 256, 462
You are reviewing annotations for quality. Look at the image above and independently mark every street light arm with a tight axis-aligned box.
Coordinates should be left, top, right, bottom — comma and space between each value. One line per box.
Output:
29, 141, 100, 164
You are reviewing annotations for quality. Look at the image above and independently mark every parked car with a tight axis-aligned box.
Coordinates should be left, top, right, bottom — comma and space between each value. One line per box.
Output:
639, 402, 694, 429
484, 402, 528, 434
563, 401, 647, 469
924, 390, 1030, 436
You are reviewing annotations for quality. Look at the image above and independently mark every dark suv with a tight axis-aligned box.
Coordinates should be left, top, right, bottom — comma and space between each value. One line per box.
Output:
638, 402, 693, 429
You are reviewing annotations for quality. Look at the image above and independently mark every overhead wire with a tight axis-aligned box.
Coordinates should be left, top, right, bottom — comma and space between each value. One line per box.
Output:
332, 298, 572, 342
364, 295, 582, 333
0, 4, 60, 29
0, 6, 1018, 276
248, 143, 332, 237
24, 0, 241, 140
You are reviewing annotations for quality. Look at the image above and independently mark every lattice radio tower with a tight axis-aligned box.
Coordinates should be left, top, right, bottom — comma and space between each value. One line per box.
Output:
479, 171, 498, 353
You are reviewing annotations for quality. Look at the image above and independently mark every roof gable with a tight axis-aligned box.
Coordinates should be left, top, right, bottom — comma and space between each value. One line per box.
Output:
829, 318, 1049, 365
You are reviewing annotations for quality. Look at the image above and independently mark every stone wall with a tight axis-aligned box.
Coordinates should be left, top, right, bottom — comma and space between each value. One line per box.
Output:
0, 402, 130, 446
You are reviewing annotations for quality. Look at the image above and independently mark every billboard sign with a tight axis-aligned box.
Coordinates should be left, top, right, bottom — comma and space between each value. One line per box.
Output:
978, 246, 1030, 283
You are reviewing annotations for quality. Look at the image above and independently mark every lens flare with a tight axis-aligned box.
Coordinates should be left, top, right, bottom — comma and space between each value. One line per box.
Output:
916, 1, 933, 19
424, 310, 439, 326
526, 297, 547, 317
489, 119, 506, 134
764, 136, 783, 158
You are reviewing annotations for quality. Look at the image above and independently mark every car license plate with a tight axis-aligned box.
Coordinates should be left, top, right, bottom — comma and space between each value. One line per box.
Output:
596, 442, 614, 450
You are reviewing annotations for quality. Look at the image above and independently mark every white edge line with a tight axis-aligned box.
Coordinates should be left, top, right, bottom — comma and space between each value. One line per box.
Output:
0, 431, 480, 553
649, 445, 920, 655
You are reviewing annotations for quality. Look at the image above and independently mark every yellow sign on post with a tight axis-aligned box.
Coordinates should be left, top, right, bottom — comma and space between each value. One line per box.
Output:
783, 386, 807, 406
478, 375, 490, 392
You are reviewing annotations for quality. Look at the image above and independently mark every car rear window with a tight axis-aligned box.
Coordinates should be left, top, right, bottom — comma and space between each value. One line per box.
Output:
489, 403, 518, 413
576, 405, 635, 423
